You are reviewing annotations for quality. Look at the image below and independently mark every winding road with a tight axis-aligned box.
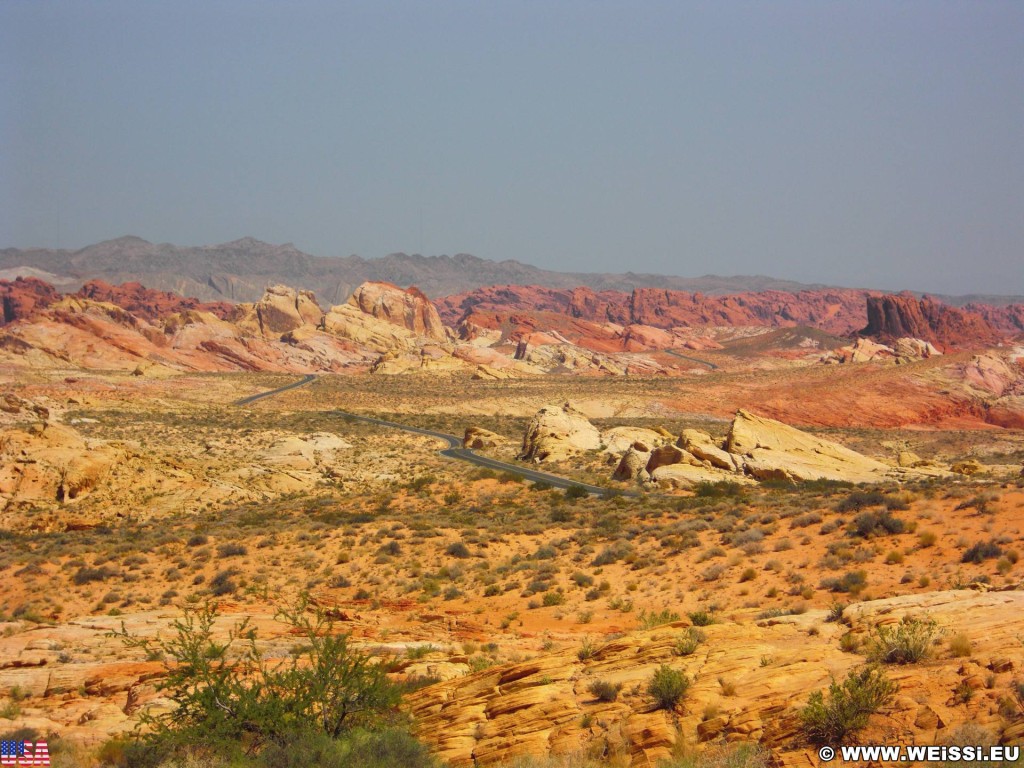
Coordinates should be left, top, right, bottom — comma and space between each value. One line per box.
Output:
663, 349, 719, 370
234, 374, 615, 496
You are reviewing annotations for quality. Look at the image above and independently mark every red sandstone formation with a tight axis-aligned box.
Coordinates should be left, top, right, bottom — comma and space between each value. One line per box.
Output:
437, 285, 876, 336
0, 277, 61, 325
76, 281, 235, 322
861, 294, 1002, 350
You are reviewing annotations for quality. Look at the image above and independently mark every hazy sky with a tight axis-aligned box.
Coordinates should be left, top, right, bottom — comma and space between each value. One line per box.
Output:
2, 1, 1022, 295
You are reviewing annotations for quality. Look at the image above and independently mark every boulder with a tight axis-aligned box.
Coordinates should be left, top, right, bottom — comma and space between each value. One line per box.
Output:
645, 445, 689, 473
892, 337, 940, 360
600, 427, 665, 455
678, 429, 739, 471
650, 464, 751, 489
248, 285, 323, 335
463, 427, 505, 450
519, 403, 601, 463
726, 409, 890, 483
612, 447, 651, 482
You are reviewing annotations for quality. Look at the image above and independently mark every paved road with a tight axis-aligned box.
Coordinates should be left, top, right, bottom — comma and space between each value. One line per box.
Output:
233, 373, 318, 405
332, 411, 616, 495
663, 349, 719, 370
234, 374, 616, 496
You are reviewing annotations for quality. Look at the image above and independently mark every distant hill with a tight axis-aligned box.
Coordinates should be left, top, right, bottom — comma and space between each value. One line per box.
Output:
0, 236, 849, 305
2, 236, 1022, 307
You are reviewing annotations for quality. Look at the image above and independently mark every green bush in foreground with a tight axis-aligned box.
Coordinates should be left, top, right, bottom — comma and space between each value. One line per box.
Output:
800, 666, 897, 744
647, 665, 690, 711
107, 598, 429, 767
865, 615, 942, 664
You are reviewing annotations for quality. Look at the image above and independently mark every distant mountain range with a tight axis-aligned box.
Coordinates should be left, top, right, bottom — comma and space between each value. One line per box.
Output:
2, 235, 1022, 306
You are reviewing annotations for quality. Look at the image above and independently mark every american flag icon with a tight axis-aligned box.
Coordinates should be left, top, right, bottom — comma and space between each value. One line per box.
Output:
0, 741, 49, 766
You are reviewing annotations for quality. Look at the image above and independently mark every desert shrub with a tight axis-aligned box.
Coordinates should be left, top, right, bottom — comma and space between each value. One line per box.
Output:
186, 534, 209, 547
542, 592, 566, 607
255, 727, 439, 768
209, 569, 239, 596
694, 481, 746, 498
73, 565, 118, 585
377, 541, 401, 557
687, 609, 715, 626
577, 637, 597, 661
850, 510, 905, 538
216, 543, 248, 558
647, 665, 690, 710
565, 484, 589, 500
587, 679, 622, 702
673, 627, 706, 656
918, 531, 937, 548
639, 608, 681, 629
791, 512, 822, 529
592, 541, 632, 566
800, 666, 896, 744
836, 491, 888, 513
820, 570, 867, 594
109, 598, 408, 766
948, 633, 972, 658
657, 742, 768, 768
961, 541, 1003, 564
445, 542, 471, 559
866, 615, 942, 664
702, 563, 726, 582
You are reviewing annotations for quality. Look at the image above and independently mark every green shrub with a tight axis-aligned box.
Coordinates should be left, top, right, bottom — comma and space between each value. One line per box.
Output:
565, 484, 589, 500
445, 542, 471, 559
647, 665, 690, 710
836, 491, 888, 513
687, 609, 715, 627
962, 541, 1003, 564
866, 615, 942, 664
800, 666, 897, 744
638, 608, 681, 630
673, 627, 706, 656
850, 510, 905, 538
216, 543, 248, 558
110, 598, 405, 764
587, 679, 622, 702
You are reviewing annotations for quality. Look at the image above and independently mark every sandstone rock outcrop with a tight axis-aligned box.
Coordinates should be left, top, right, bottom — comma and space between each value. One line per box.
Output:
240, 284, 323, 336
726, 409, 890, 483
76, 280, 234, 322
438, 285, 878, 336
519, 404, 601, 462
1, 277, 60, 325
349, 282, 446, 341
608, 411, 923, 487
463, 427, 506, 450
861, 294, 1002, 350
678, 428, 740, 471
406, 590, 1024, 767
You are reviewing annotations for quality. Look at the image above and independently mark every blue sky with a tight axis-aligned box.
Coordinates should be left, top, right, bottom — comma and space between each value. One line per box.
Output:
2, 1, 1022, 295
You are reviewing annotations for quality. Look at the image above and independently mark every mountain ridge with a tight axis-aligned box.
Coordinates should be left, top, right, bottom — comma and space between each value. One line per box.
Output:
7, 235, 1017, 307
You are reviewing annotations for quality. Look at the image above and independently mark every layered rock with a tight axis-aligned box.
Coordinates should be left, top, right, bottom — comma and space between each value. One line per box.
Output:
606, 412, 935, 487
238, 284, 323, 336
519, 404, 602, 462
406, 590, 1024, 767
726, 409, 891, 483
439, 285, 877, 336
348, 282, 446, 341
0, 277, 60, 325
862, 294, 1002, 350
76, 280, 234, 322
